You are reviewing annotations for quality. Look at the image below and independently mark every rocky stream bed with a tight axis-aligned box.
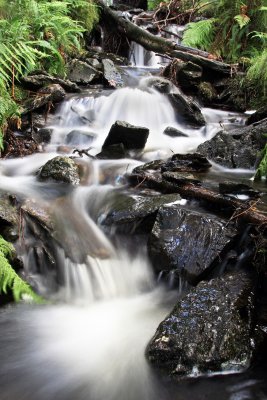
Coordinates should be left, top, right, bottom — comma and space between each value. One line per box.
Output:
0, 4, 267, 399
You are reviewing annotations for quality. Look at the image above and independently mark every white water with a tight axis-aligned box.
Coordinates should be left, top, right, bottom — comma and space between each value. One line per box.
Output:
0, 67, 255, 400
49, 76, 245, 160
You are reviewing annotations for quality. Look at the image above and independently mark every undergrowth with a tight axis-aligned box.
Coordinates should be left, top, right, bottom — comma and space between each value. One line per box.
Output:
0, 235, 44, 303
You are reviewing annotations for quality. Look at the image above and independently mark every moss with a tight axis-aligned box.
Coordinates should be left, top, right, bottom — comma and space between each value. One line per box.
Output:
198, 81, 217, 102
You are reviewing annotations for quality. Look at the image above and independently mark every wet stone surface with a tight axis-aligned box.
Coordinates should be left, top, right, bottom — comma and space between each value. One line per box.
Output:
148, 204, 237, 283
146, 271, 257, 376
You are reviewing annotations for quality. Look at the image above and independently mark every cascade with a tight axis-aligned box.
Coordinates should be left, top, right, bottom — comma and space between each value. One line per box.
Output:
0, 61, 263, 400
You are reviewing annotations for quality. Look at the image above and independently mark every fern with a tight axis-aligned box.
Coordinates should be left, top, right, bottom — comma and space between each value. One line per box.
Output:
182, 18, 216, 50
254, 143, 267, 181
0, 235, 44, 303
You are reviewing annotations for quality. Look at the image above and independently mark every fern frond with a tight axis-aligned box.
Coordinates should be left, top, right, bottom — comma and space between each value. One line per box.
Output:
182, 18, 216, 51
0, 235, 44, 303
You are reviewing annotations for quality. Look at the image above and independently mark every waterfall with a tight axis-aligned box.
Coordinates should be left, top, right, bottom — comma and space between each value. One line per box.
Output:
0, 62, 255, 400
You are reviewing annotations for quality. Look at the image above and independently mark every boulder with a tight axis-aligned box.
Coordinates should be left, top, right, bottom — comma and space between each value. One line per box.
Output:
102, 120, 149, 150
21, 71, 80, 92
176, 61, 203, 91
67, 59, 101, 84
65, 130, 95, 146
103, 192, 181, 233
146, 271, 257, 376
22, 84, 66, 113
161, 153, 211, 173
148, 204, 236, 283
96, 143, 127, 159
102, 58, 123, 87
197, 119, 267, 169
38, 156, 80, 185
163, 127, 188, 138
168, 90, 205, 127
32, 128, 53, 144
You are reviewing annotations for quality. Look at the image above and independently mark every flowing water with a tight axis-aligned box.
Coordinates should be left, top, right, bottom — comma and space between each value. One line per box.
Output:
0, 66, 266, 400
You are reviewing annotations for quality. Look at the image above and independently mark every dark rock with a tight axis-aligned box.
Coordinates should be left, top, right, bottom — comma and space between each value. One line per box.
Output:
103, 192, 181, 233
246, 107, 267, 125
144, 77, 173, 94
38, 156, 80, 185
0, 195, 19, 241
162, 172, 201, 186
67, 59, 101, 84
146, 271, 257, 376
148, 204, 236, 283
219, 182, 261, 199
198, 81, 217, 105
102, 59, 123, 87
21, 72, 81, 92
161, 153, 211, 173
65, 130, 95, 146
32, 128, 53, 144
22, 84, 66, 113
197, 119, 267, 169
163, 127, 188, 138
96, 143, 127, 159
176, 61, 203, 91
168, 90, 205, 127
102, 120, 149, 150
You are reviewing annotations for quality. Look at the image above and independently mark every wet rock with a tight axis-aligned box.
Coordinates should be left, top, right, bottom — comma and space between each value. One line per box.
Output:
246, 106, 267, 125
163, 127, 188, 138
38, 156, 80, 185
148, 204, 236, 283
198, 81, 217, 105
32, 128, 53, 144
219, 182, 261, 199
103, 192, 181, 233
102, 59, 123, 87
65, 130, 95, 146
22, 84, 66, 114
197, 119, 267, 169
162, 172, 201, 186
96, 143, 127, 159
0, 195, 19, 241
168, 90, 205, 127
146, 271, 256, 376
102, 120, 149, 150
144, 77, 173, 94
21, 72, 81, 92
161, 153, 211, 173
177, 62, 203, 91
67, 59, 101, 84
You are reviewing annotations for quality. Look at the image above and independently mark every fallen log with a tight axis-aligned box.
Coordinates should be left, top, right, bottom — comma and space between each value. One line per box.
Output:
128, 170, 267, 229
96, 0, 233, 75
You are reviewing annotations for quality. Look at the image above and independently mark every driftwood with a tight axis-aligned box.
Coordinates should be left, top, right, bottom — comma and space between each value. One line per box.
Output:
96, 0, 233, 75
128, 171, 267, 229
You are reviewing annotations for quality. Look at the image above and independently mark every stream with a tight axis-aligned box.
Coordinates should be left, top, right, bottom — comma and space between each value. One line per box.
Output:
0, 59, 267, 400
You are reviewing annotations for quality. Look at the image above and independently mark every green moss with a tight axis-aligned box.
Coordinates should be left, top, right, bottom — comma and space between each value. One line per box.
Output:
0, 235, 44, 303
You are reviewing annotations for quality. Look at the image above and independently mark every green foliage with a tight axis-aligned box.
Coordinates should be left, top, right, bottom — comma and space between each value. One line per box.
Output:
0, 235, 44, 303
0, 90, 20, 150
182, 18, 216, 50
241, 48, 267, 107
182, 0, 267, 61
0, 0, 99, 143
254, 143, 267, 180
